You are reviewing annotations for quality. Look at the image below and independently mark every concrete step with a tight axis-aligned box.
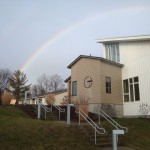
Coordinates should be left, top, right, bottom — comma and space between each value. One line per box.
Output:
41, 111, 59, 120
78, 123, 124, 147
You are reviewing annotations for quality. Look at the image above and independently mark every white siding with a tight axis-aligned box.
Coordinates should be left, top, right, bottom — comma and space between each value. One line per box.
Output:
120, 41, 150, 116
102, 45, 106, 58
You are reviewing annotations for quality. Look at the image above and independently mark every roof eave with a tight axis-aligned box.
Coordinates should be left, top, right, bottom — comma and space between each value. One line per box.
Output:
64, 76, 71, 83
67, 55, 124, 69
96, 35, 150, 44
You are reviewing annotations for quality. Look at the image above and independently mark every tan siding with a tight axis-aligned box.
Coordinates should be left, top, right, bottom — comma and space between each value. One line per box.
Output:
70, 57, 122, 105
67, 80, 71, 102
71, 58, 101, 103
100, 61, 123, 104
54, 92, 67, 105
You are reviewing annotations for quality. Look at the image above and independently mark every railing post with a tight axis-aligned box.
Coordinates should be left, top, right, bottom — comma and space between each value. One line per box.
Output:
95, 125, 97, 145
66, 104, 74, 126
98, 111, 100, 125
112, 130, 124, 150
45, 109, 46, 119
37, 101, 41, 119
51, 104, 52, 111
79, 109, 80, 126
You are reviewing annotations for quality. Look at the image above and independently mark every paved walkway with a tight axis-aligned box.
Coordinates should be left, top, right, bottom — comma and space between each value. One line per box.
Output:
101, 147, 136, 150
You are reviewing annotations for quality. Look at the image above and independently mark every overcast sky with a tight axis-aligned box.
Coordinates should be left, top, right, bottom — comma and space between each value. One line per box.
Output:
0, 0, 150, 84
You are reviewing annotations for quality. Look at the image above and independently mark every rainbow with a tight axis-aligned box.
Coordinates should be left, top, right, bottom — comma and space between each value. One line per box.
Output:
20, 4, 150, 71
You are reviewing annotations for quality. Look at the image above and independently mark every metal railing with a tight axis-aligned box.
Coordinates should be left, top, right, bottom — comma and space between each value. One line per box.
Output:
45, 96, 65, 119
41, 104, 51, 119
98, 108, 128, 132
75, 107, 105, 145
24, 91, 65, 120
24, 91, 51, 119
32, 94, 51, 119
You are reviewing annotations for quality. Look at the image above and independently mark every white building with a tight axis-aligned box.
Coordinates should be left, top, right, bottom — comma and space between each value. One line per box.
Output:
96, 35, 150, 117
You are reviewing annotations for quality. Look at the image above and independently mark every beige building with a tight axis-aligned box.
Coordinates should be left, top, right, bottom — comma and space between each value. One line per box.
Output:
40, 89, 67, 105
23, 89, 67, 106
65, 55, 123, 117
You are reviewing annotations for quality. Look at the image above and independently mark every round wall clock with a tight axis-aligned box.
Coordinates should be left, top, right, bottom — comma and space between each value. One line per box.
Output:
84, 76, 93, 88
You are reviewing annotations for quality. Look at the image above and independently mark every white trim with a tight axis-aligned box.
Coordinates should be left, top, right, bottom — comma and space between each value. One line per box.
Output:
96, 35, 150, 43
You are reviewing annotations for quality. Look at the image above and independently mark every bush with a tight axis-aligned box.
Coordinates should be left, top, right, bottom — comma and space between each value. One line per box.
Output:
2, 91, 13, 105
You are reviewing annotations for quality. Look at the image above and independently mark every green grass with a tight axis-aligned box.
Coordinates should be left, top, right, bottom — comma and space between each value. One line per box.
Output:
100, 117, 150, 150
117, 118, 150, 150
0, 106, 150, 150
0, 106, 97, 150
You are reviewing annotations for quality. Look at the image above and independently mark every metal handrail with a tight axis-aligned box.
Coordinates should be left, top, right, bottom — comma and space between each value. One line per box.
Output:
24, 91, 65, 119
40, 104, 51, 119
31, 93, 51, 119
75, 107, 105, 145
31, 94, 51, 111
45, 97, 65, 112
45, 96, 65, 119
41, 104, 51, 112
99, 108, 128, 132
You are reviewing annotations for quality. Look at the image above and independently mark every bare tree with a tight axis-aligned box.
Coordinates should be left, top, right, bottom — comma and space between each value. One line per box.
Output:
0, 68, 12, 105
0, 68, 12, 89
31, 84, 38, 95
50, 74, 65, 91
36, 74, 50, 95
31, 74, 65, 95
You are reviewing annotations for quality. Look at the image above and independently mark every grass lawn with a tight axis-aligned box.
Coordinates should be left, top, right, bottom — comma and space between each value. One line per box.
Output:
117, 118, 150, 150
0, 106, 150, 150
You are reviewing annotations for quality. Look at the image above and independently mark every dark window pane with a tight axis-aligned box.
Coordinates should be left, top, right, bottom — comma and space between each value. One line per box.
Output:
130, 85, 134, 102
129, 78, 132, 83
106, 77, 111, 94
134, 84, 140, 101
124, 95, 129, 102
72, 81, 77, 96
123, 79, 129, 93
134, 77, 139, 83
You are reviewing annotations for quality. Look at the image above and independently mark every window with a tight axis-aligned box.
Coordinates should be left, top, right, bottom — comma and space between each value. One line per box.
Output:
106, 77, 111, 94
105, 43, 120, 62
123, 79, 129, 102
72, 81, 77, 96
123, 76, 140, 102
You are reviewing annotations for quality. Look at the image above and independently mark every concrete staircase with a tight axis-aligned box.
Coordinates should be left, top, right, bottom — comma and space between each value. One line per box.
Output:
78, 123, 124, 147
40, 106, 58, 120
18, 104, 60, 120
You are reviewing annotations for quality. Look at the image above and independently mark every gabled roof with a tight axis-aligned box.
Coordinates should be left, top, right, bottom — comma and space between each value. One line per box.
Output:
67, 55, 123, 69
96, 35, 150, 44
64, 76, 71, 83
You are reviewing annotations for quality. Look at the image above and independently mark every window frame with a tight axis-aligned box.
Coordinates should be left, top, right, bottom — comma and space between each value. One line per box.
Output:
123, 76, 140, 102
105, 43, 120, 62
72, 81, 77, 96
105, 76, 111, 94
